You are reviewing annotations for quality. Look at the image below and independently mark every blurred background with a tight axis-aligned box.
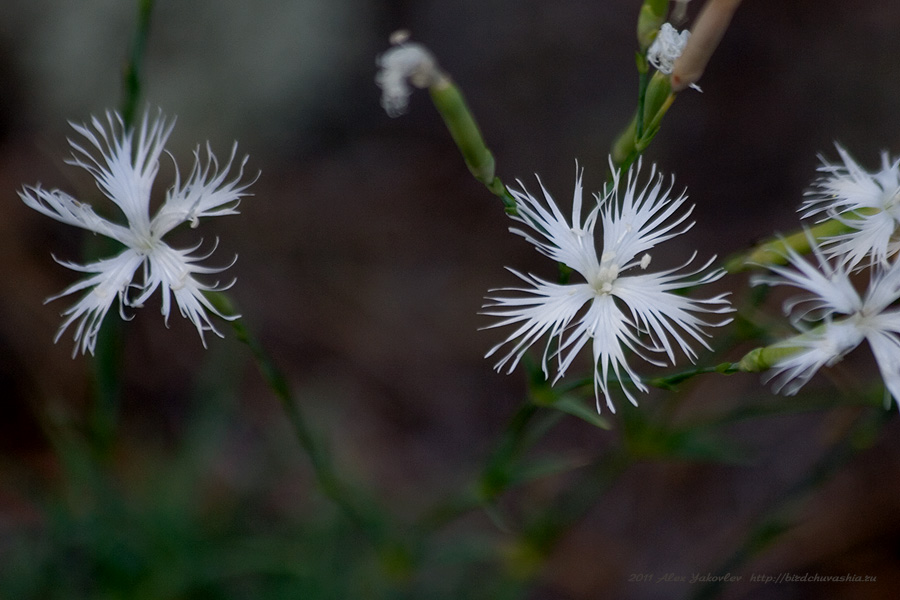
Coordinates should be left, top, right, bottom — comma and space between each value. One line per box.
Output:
2, 1, 900, 598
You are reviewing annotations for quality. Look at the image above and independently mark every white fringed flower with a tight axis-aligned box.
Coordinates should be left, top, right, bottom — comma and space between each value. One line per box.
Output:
752, 238, 900, 403
801, 144, 900, 271
19, 110, 253, 356
648, 23, 691, 75
482, 159, 733, 412
375, 32, 442, 117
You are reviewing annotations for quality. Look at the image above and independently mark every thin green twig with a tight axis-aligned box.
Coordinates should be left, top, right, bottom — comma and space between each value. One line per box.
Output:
635, 67, 649, 140
414, 401, 542, 533
122, 0, 155, 127
206, 292, 392, 552
86, 0, 156, 457
510, 448, 631, 577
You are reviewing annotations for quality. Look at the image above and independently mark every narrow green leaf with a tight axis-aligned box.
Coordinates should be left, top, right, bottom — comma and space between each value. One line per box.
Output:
551, 394, 612, 429
508, 455, 590, 486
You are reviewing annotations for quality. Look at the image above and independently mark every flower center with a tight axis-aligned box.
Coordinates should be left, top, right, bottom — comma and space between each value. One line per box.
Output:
593, 251, 620, 295
170, 269, 189, 291
884, 188, 900, 222
136, 238, 155, 253
821, 319, 866, 366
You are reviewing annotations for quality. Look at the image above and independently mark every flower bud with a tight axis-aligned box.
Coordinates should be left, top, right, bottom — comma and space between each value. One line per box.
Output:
636, 0, 670, 52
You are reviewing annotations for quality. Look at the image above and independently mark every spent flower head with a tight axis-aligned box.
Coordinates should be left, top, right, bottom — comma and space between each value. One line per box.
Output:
19, 110, 254, 356
483, 159, 733, 412
648, 23, 691, 75
751, 235, 900, 404
801, 143, 900, 271
375, 31, 443, 117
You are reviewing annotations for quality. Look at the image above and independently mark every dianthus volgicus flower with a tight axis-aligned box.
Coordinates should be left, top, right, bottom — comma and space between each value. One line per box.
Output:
801, 144, 900, 271
19, 110, 253, 356
482, 159, 733, 412
751, 236, 900, 404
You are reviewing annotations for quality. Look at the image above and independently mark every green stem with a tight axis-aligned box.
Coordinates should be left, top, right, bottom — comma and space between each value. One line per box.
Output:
206, 292, 389, 549
640, 91, 675, 142
122, 0, 155, 127
647, 362, 738, 390
87, 317, 123, 459
415, 401, 543, 534
510, 449, 631, 577
556, 360, 736, 398
415, 360, 576, 535
86, 0, 156, 457
610, 111, 639, 169
609, 75, 675, 174
691, 394, 882, 431
635, 68, 649, 140
479, 403, 541, 502
428, 77, 517, 213
723, 217, 859, 273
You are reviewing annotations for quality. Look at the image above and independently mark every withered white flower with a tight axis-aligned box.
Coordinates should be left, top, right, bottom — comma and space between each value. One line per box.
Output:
375, 32, 442, 117
483, 159, 733, 412
648, 23, 691, 75
19, 110, 253, 356
801, 144, 900, 271
752, 236, 900, 404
